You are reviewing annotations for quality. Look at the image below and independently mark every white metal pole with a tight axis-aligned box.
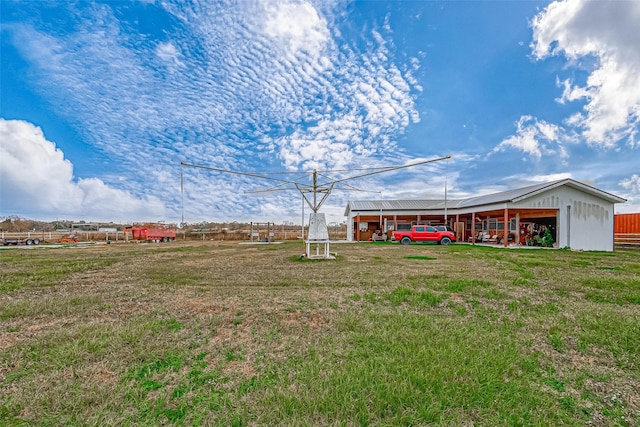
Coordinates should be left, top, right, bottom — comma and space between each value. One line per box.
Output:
379, 191, 383, 235
180, 165, 184, 226
444, 159, 448, 223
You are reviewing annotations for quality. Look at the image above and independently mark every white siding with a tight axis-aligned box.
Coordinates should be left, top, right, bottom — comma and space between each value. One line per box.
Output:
512, 186, 614, 251
346, 182, 618, 250
346, 213, 354, 242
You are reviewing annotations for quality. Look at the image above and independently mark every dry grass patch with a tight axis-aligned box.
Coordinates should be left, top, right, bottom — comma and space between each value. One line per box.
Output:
1, 242, 638, 425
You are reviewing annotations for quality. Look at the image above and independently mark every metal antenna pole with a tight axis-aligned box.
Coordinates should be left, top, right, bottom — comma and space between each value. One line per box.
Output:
180, 155, 451, 258
313, 170, 318, 212
180, 164, 184, 225
378, 191, 383, 234
444, 159, 448, 223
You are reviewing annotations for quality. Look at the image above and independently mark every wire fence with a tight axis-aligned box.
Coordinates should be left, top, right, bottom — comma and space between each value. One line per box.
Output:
1, 228, 349, 244
614, 233, 640, 248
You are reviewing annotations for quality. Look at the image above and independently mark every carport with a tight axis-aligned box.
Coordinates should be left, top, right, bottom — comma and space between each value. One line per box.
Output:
345, 179, 626, 251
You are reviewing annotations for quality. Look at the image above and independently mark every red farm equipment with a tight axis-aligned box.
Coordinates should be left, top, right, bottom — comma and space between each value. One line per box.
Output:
124, 223, 176, 242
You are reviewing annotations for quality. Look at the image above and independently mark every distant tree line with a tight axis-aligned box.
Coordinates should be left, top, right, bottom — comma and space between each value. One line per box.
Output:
0, 216, 346, 234
0, 216, 67, 232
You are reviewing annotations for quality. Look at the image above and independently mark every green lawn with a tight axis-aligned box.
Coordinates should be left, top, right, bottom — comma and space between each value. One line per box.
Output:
1, 242, 638, 425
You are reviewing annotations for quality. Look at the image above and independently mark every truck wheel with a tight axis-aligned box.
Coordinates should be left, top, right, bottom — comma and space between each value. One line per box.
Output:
32, 239, 40, 245
440, 237, 451, 246
400, 237, 411, 245
26, 239, 33, 245
162, 237, 169, 242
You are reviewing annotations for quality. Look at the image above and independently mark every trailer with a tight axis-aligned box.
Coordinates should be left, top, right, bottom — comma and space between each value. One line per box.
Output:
124, 223, 176, 242
1, 237, 41, 246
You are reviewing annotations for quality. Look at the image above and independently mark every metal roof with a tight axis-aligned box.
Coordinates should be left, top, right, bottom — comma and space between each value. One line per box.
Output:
345, 179, 626, 215
512, 179, 626, 204
346, 199, 458, 211
454, 180, 561, 208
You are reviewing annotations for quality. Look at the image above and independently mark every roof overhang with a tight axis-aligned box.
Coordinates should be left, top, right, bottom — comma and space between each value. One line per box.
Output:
511, 179, 627, 204
345, 179, 626, 217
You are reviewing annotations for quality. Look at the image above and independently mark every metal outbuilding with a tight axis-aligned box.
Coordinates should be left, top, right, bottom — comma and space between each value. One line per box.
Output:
345, 179, 626, 251
614, 212, 640, 247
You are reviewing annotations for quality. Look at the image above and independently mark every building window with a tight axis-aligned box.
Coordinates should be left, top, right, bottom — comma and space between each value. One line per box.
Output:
483, 218, 498, 231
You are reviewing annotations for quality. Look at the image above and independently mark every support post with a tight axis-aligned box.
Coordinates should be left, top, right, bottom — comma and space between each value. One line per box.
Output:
503, 208, 509, 248
471, 212, 476, 245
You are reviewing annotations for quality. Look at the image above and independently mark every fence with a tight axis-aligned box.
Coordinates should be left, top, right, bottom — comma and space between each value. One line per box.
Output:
182, 228, 347, 242
614, 213, 640, 248
614, 233, 640, 248
1, 228, 348, 244
1, 231, 124, 243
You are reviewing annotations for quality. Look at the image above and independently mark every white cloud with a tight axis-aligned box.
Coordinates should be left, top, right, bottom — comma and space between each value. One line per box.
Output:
532, 0, 640, 147
528, 173, 574, 183
616, 174, 640, 213
3, 1, 423, 223
0, 119, 166, 221
620, 174, 640, 194
155, 41, 184, 67
556, 77, 589, 104
261, 1, 330, 57
493, 116, 567, 160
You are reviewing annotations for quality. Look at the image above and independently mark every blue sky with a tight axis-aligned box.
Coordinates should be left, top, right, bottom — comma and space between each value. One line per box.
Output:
1, 0, 639, 224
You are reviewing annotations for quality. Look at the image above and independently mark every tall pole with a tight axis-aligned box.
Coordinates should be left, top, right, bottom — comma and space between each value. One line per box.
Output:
444, 157, 448, 224
444, 155, 451, 225
312, 169, 318, 212
180, 165, 184, 225
444, 176, 448, 223
379, 191, 383, 234
180, 155, 452, 250
301, 193, 305, 240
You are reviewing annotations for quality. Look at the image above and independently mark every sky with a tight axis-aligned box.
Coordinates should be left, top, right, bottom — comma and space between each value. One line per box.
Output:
1, 0, 639, 225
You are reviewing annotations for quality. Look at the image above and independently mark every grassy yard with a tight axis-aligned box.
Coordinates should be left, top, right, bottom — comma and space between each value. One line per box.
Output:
1, 241, 639, 426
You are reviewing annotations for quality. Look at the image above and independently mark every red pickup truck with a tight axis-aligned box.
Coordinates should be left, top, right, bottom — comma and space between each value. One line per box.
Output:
392, 225, 456, 246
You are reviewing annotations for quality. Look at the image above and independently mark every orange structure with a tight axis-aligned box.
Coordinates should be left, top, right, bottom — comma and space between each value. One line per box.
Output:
124, 223, 176, 242
614, 213, 640, 247
614, 213, 640, 233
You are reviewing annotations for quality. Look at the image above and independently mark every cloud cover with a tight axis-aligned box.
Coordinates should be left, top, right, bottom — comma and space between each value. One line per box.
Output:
0, 119, 165, 221
498, 0, 640, 159
1, 0, 423, 222
493, 115, 568, 161
2, 0, 638, 222
490, 0, 639, 211
531, 0, 640, 148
